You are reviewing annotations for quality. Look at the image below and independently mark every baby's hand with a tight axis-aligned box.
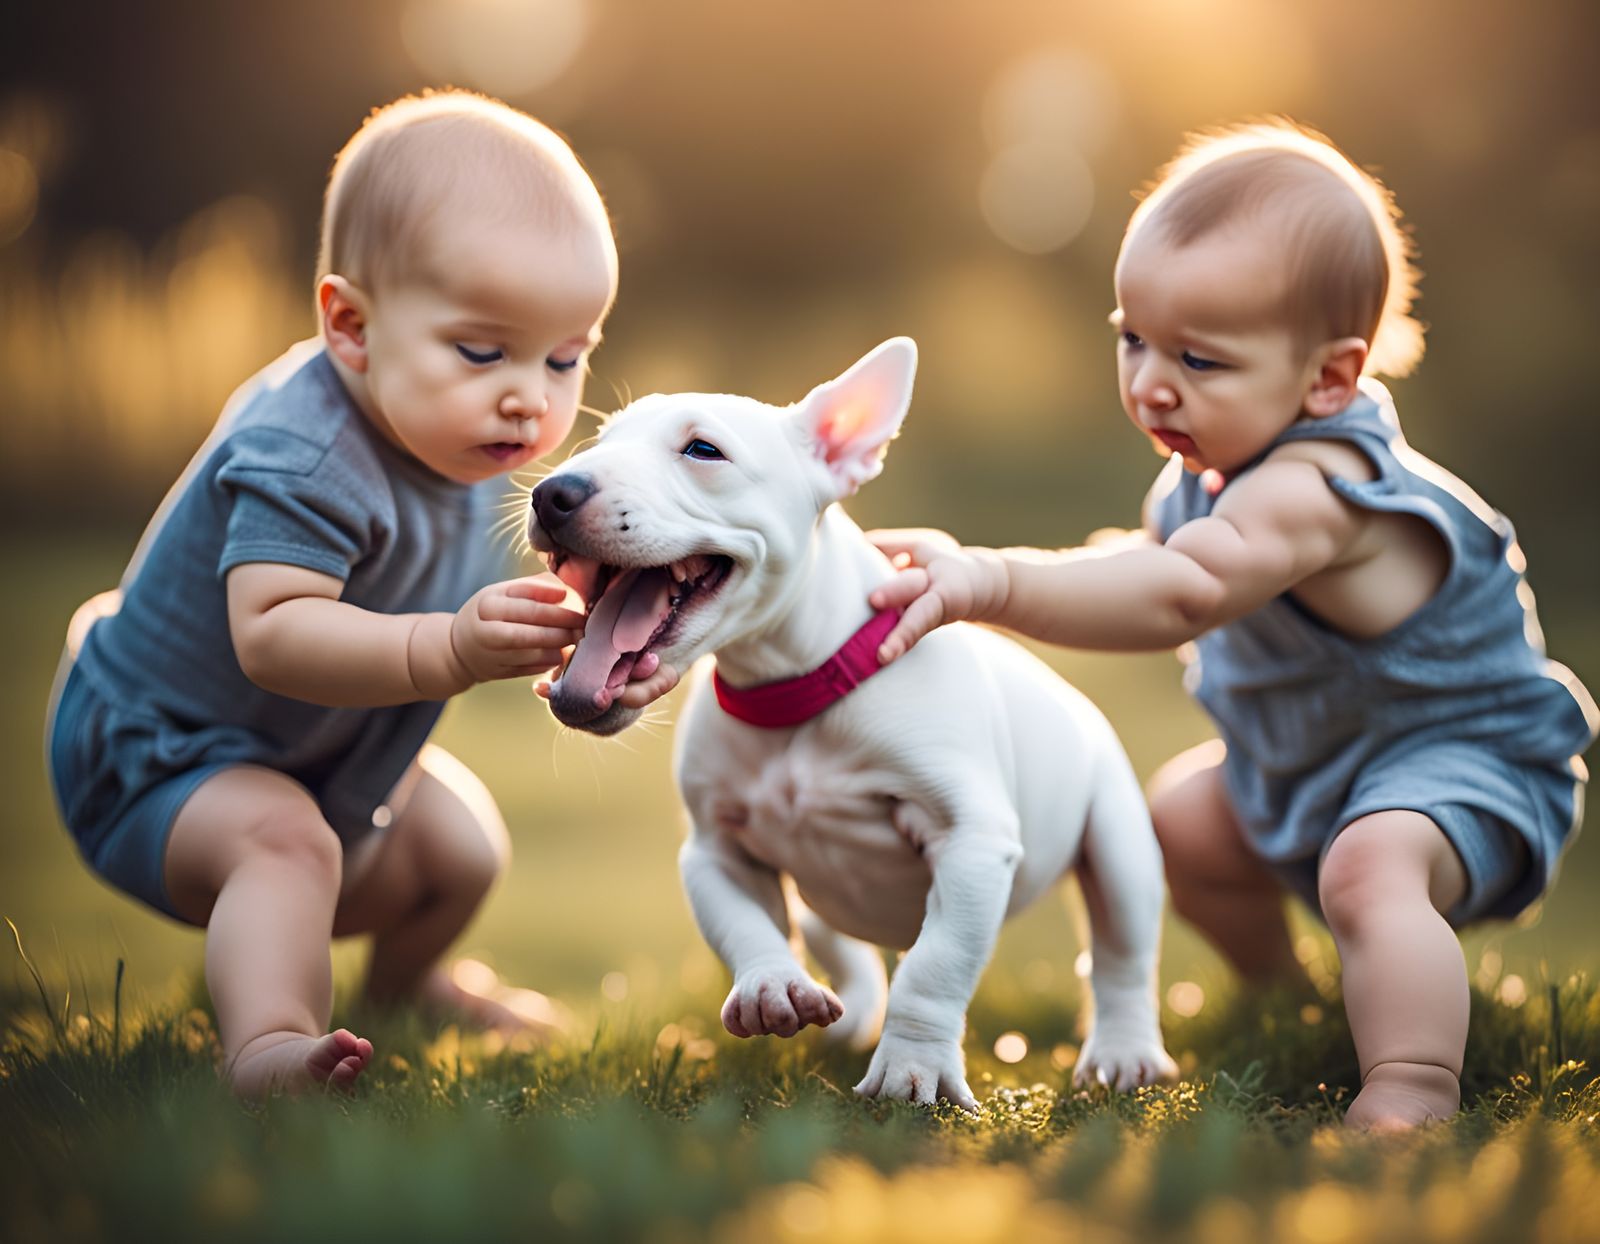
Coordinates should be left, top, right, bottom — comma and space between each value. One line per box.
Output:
615, 655, 681, 710
866, 528, 1010, 663
534, 655, 680, 710
450, 576, 586, 683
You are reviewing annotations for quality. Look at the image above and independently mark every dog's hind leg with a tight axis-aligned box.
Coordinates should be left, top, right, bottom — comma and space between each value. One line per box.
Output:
1072, 743, 1178, 1090
793, 895, 887, 1052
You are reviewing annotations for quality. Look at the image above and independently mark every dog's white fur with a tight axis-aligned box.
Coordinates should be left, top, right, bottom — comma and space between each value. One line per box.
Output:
531, 339, 1176, 1108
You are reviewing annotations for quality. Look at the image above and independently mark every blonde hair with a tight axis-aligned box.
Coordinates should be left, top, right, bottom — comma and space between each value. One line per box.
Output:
316, 89, 614, 294
1124, 119, 1424, 378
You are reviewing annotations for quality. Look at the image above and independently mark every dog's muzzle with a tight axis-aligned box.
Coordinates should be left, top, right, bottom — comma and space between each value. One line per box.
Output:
527, 470, 733, 732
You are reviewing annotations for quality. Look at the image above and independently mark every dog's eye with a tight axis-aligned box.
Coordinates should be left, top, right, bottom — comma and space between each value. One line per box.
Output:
683, 438, 726, 462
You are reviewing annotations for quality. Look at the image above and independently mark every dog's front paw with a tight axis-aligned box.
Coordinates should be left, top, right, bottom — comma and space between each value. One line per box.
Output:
721, 966, 843, 1039
853, 1032, 976, 1112
1074, 1025, 1178, 1091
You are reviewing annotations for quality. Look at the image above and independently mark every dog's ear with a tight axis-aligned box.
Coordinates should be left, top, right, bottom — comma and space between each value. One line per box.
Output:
795, 337, 917, 498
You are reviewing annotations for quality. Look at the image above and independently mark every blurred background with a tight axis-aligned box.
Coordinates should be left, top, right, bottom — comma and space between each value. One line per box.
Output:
3, 0, 1596, 1034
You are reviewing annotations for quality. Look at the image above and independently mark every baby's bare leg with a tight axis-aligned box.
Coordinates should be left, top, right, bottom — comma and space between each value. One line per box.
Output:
1148, 741, 1302, 985
164, 767, 373, 1097
1318, 810, 1468, 1131
335, 746, 562, 1034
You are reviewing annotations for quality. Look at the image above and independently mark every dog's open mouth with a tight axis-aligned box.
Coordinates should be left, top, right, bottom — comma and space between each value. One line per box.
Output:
545, 547, 734, 719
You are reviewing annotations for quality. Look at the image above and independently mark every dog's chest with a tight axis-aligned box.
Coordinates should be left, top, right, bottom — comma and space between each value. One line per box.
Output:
706, 738, 935, 940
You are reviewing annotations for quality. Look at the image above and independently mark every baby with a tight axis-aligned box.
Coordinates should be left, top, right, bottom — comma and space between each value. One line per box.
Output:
870, 121, 1596, 1130
44, 91, 673, 1095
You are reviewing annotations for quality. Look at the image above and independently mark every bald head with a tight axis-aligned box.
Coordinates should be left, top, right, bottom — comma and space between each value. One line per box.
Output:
317, 91, 616, 297
1121, 121, 1423, 378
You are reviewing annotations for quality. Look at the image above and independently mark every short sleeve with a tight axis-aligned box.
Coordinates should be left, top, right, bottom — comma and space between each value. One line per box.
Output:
214, 428, 389, 583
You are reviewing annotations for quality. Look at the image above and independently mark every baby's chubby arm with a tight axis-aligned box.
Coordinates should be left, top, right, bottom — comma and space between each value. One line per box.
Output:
870, 456, 1365, 658
226, 563, 585, 707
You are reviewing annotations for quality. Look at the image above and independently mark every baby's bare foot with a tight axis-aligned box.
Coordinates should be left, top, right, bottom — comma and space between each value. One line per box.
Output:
412, 960, 572, 1039
228, 1028, 374, 1098
1344, 1060, 1460, 1132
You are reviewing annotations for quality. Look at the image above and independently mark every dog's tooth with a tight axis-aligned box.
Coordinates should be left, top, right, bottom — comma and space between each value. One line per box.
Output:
670, 560, 687, 584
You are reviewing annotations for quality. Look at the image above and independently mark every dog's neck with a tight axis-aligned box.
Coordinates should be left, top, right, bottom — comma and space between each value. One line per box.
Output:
712, 506, 893, 689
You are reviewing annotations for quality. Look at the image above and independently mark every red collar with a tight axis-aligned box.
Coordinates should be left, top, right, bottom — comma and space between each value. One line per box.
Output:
712, 609, 902, 729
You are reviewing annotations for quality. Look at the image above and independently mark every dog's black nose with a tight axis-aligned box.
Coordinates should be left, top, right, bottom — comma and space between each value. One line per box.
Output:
531, 473, 596, 531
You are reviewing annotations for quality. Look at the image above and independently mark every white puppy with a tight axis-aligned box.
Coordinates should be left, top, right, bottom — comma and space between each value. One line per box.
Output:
529, 339, 1177, 1109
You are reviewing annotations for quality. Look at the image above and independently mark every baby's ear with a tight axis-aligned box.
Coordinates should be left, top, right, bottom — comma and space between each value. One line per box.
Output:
319, 275, 371, 374
794, 337, 918, 498
1304, 337, 1368, 417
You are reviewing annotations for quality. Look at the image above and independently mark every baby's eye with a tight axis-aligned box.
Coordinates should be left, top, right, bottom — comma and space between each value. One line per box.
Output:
456, 343, 504, 366
547, 356, 581, 374
1182, 351, 1223, 371
682, 438, 726, 462
1120, 331, 1143, 348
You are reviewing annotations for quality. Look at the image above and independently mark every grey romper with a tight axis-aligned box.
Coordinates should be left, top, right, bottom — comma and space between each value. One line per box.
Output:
46, 341, 514, 918
1150, 382, 1596, 924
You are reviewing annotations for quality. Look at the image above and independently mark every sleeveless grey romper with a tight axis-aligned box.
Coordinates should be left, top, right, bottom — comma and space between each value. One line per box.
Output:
1150, 383, 1595, 924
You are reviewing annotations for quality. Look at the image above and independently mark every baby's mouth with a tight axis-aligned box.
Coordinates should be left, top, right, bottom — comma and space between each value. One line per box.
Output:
543, 547, 734, 723
1151, 429, 1198, 457
480, 442, 529, 462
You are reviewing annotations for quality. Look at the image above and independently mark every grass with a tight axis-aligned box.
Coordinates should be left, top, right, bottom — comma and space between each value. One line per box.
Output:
7, 535, 1600, 1242
4, 926, 1599, 1244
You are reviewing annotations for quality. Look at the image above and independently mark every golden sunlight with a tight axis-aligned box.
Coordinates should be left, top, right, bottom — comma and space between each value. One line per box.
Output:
1165, 980, 1205, 1017
401, 0, 590, 98
601, 969, 629, 1001
0, 148, 38, 245
978, 47, 1115, 256
0, 195, 303, 471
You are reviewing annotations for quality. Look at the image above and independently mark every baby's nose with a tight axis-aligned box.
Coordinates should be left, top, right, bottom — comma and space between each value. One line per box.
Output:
1132, 368, 1178, 411
1143, 384, 1178, 411
501, 388, 550, 420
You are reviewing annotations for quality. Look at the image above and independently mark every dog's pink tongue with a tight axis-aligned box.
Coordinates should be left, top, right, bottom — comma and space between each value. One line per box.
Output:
560, 568, 673, 709
550, 554, 602, 603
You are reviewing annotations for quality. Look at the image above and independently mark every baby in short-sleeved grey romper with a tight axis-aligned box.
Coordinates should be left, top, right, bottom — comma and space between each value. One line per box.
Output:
48, 342, 510, 916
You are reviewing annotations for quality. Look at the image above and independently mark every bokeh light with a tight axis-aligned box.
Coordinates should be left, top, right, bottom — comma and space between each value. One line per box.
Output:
979, 139, 1095, 255
983, 47, 1120, 157
401, 0, 589, 98
450, 957, 500, 994
0, 148, 38, 245
993, 1031, 1029, 1063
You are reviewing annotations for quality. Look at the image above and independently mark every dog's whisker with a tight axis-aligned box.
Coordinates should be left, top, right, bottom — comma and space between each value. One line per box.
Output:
634, 707, 675, 731
549, 724, 606, 794
490, 504, 528, 529
487, 511, 534, 556
512, 466, 563, 492
605, 732, 643, 757
630, 712, 670, 737
488, 509, 526, 536
491, 528, 531, 559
